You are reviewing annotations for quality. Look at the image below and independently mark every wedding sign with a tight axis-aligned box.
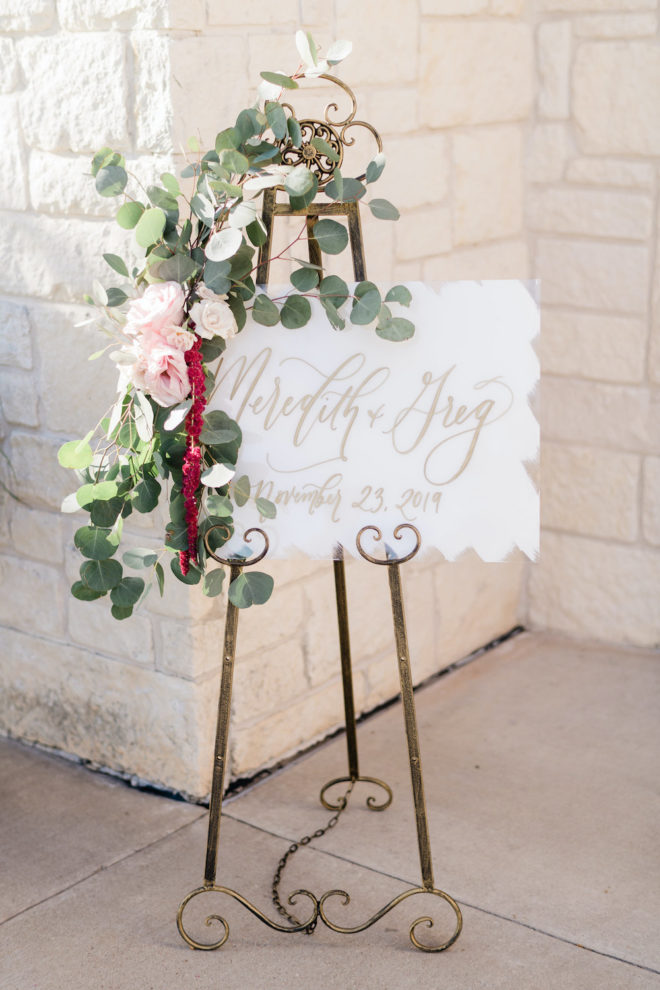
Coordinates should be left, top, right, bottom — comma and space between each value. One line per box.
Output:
211, 280, 539, 562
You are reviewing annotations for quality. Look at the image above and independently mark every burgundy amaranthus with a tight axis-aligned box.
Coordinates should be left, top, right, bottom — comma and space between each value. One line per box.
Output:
179, 335, 207, 576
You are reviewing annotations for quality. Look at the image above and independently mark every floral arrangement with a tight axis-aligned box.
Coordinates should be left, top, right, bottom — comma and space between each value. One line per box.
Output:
59, 32, 413, 619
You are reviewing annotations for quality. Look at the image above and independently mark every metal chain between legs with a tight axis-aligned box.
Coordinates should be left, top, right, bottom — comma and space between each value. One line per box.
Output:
271, 781, 355, 933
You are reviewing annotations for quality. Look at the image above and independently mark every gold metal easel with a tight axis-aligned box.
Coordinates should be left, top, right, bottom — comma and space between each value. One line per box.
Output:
176, 76, 463, 953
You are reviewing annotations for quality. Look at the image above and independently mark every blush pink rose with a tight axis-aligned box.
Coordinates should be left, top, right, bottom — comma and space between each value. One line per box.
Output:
131, 336, 190, 407
125, 281, 185, 337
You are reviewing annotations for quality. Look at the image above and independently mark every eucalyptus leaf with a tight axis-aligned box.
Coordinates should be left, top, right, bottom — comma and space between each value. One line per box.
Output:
287, 116, 302, 147
123, 548, 158, 569
285, 165, 316, 198
321, 297, 346, 331
265, 100, 288, 141
154, 252, 199, 283
147, 185, 178, 213
219, 149, 250, 175
106, 287, 127, 307
116, 201, 145, 229
228, 571, 274, 608
256, 497, 277, 519
280, 294, 311, 329
110, 576, 145, 607
233, 474, 250, 507
203, 569, 225, 597
260, 71, 298, 90
368, 198, 400, 221
351, 281, 381, 325
229, 200, 257, 230
290, 267, 319, 292
133, 475, 161, 513
201, 463, 235, 487
246, 218, 268, 247
310, 137, 340, 163
216, 127, 241, 152
80, 558, 123, 592
384, 284, 412, 307
319, 275, 349, 305
206, 494, 233, 517
163, 400, 192, 431
170, 555, 201, 585
58, 436, 94, 470
161, 172, 180, 196
203, 259, 232, 294
324, 176, 364, 201
111, 604, 133, 620
135, 207, 166, 248
96, 165, 127, 198
365, 152, 386, 184
206, 227, 242, 262
313, 218, 348, 255
74, 525, 119, 560
376, 316, 415, 341
103, 253, 129, 277
252, 293, 280, 327
71, 580, 104, 602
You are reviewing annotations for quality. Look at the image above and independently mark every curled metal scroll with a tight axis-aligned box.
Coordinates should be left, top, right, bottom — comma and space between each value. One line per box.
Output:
356, 524, 422, 566
177, 885, 319, 950
280, 74, 383, 186
318, 886, 463, 953
203, 526, 269, 568
320, 775, 392, 812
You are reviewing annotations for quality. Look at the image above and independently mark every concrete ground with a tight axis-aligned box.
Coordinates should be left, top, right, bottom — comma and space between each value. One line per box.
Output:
1, 632, 658, 990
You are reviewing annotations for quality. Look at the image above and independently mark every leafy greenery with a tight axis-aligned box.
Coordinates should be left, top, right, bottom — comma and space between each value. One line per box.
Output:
60, 30, 412, 621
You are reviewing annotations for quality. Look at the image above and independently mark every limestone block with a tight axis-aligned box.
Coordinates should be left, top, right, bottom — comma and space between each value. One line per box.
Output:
360, 214, 395, 283
652, 208, 660, 385
541, 377, 660, 455
0, 370, 38, 427
0, 626, 211, 795
153, 617, 225, 681
395, 260, 423, 281
424, 240, 529, 281
565, 157, 654, 189
535, 238, 648, 313
0, 493, 13, 547
143, 561, 219, 622
32, 305, 116, 433
236, 571, 305, 656
69, 594, 155, 666
0, 0, 54, 31
0, 213, 138, 302
434, 552, 525, 667
0, 301, 32, 370
0, 39, 18, 92
18, 35, 129, 153
207, 0, 299, 24
421, 22, 533, 127
29, 151, 113, 218
57, 0, 166, 29
528, 531, 660, 648
421, 0, 487, 11
9, 504, 64, 565
232, 638, 307, 722
335, 0, 418, 86
573, 42, 660, 155
0, 97, 27, 211
374, 134, 449, 210
642, 456, 660, 545
299, 0, 328, 24
575, 13, 658, 36
453, 127, 523, 245
363, 87, 419, 137
132, 32, 172, 154
231, 679, 345, 774
0, 553, 66, 637
528, 188, 652, 240
541, 441, 639, 541
537, 21, 571, 120
170, 36, 251, 152
540, 309, 646, 384
490, 0, 525, 11
527, 123, 571, 184
395, 207, 451, 261
8, 432, 71, 510
168, 0, 205, 29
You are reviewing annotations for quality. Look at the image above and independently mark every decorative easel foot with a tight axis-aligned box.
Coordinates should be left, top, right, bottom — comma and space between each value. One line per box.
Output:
320, 775, 393, 812
318, 886, 463, 952
176, 885, 320, 950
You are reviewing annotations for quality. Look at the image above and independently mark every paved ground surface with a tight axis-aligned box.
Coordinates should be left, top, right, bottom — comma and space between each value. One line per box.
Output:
1, 632, 658, 990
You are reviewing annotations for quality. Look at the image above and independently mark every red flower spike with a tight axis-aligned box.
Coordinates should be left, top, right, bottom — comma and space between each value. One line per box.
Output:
179, 334, 207, 576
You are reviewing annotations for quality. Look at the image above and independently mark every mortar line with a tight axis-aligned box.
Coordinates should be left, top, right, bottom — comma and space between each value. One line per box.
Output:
221, 810, 660, 977
0, 813, 206, 928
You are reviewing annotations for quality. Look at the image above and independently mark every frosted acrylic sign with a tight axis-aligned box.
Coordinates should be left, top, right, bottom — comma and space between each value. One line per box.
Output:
210, 280, 539, 561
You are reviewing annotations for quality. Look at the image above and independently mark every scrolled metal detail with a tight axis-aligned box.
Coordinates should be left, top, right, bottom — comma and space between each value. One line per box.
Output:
356, 524, 422, 566
318, 886, 463, 953
177, 885, 319, 950
203, 526, 270, 567
320, 775, 393, 812
278, 74, 382, 187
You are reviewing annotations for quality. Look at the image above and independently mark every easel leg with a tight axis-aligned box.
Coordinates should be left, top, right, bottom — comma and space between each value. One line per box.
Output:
319, 545, 393, 812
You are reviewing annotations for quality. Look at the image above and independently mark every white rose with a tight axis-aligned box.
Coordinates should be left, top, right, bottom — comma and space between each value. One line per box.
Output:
160, 323, 196, 352
189, 298, 238, 341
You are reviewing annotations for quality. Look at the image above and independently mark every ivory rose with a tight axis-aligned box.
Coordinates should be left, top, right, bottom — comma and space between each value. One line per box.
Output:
160, 323, 196, 352
131, 337, 190, 407
125, 281, 185, 337
189, 294, 238, 341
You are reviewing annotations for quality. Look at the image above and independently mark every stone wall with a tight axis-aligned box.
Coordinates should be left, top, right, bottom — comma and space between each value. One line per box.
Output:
527, 0, 660, 648
0, 0, 558, 798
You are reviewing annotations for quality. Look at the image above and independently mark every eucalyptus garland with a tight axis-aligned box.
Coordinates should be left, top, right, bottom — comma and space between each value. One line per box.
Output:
58, 32, 414, 619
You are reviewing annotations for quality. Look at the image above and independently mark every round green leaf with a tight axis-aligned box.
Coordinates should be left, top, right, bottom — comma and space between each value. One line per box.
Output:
74, 525, 119, 560
160, 172, 180, 196
376, 316, 415, 341
135, 207, 166, 248
384, 285, 412, 307
324, 176, 365, 202
368, 198, 400, 221
133, 475, 161, 513
287, 116, 302, 146
290, 267, 319, 292
313, 219, 348, 255
103, 253, 129, 277
233, 475, 251, 507
203, 569, 225, 597
71, 580, 104, 602
80, 558, 123, 592
154, 253, 198, 283
123, 548, 158, 569
58, 437, 93, 470
204, 260, 232, 294
255, 497, 276, 519
90, 497, 123, 528
205, 227, 242, 263
170, 555, 201, 585
285, 166, 316, 198
218, 149, 250, 175
265, 100, 288, 141
280, 294, 311, 329
351, 282, 382, 326
319, 275, 349, 305
116, 201, 145, 229
252, 294, 280, 327
228, 571, 274, 608
365, 153, 386, 184
96, 165, 127, 198
111, 604, 133, 620
110, 576, 145, 607
147, 184, 178, 212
